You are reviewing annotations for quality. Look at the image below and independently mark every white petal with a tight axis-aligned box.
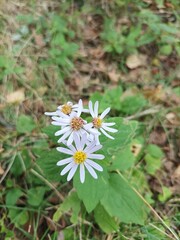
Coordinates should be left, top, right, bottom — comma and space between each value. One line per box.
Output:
56, 110, 69, 118
86, 159, 103, 171
52, 117, 70, 123
57, 130, 72, 142
61, 162, 75, 175
54, 126, 71, 136
88, 154, 104, 160
80, 164, 85, 183
84, 162, 97, 179
56, 147, 73, 155
100, 107, 110, 119
45, 111, 58, 116
81, 133, 88, 149
102, 125, 118, 133
86, 144, 103, 154
103, 122, 115, 126
67, 164, 78, 181
52, 121, 66, 126
77, 99, 83, 117
68, 144, 76, 153
82, 108, 89, 113
57, 157, 73, 166
52, 121, 69, 126
83, 122, 93, 130
88, 128, 100, 135
67, 132, 74, 146
95, 135, 100, 145
74, 133, 82, 150
100, 128, 114, 139
94, 101, 99, 117
84, 142, 96, 153
89, 101, 95, 118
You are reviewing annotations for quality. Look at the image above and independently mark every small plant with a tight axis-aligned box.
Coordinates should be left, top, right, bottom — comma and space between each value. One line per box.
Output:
43, 99, 148, 231
41, 15, 79, 80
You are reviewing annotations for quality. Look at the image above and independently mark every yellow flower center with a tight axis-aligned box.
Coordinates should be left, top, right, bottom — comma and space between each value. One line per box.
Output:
71, 117, 84, 130
73, 151, 87, 164
93, 117, 102, 128
61, 104, 72, 115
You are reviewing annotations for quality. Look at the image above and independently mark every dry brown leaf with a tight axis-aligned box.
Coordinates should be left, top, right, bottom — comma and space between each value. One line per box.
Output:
173, 165, 180, 180
126, 54, 147, 69
6, 89, 25, 104
143, 85, 166, 102
166, 112, 180, 125
37, 86, 48, 96
34, 34, 45, 48
108, 70, 120, 83
88, 46, 104, 58
131, 143, 143, 157
0, 165, 4, 175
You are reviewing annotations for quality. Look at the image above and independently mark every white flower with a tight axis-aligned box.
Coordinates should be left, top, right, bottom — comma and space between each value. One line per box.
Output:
45, 99, 89, 118
56, 134, 104, 183
51, 100, 97, 145
85, 101, 118, 144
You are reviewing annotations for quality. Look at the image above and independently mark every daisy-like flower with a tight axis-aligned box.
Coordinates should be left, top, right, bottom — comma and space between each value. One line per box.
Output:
51, 100, 98, 145
56, 133, 104, 183
85, 101, 118, 144
45, 100, 89, 118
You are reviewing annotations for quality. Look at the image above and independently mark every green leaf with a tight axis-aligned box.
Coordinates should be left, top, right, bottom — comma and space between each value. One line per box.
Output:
101, 173, 147, 225
27, 187, 46, 207
145, 154, 162, 175
146, 144, 164, 159
42, 125, 60, 143
10, 150, 32, 177
36, 149, 62, 182
121, 94, 147, 115
159, 45, 172, 56
158, 187, 172, 203
73, 169, 109, 213
100, 118, 138, 160
94, 204, 119, 233
16, 115, 36, 133
53, 191, 81, 224
6, 189, 23, 206
109, 144, 136, 171
8, 209, 29, 226
101, 86, 123, 111
144, 144, 164, 175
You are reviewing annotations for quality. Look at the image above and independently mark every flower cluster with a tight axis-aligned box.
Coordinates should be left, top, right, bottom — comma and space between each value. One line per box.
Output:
45, 100, 117, 183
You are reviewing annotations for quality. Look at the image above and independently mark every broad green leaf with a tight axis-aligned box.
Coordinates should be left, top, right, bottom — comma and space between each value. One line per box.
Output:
94, 204, 119, 233
158, 187, 172, 203
10, 150, 32, 177
32, 139, 49, 155
42, 125, 59, 143
101, 173, 147, 225
146, 144, 164, 159
16, 115, 36, 133
101, 86, 123, 111
8, 209, 29, 226
100, 118, 138, 160
73, 169, 109, 213
141, 224, 169, 240
145, 154, 161, 175
109, 145, 135, 171
27, 187, 46, 207
159, 45, 172, 56
36, 149, 64, 182
121, 94, 147, 115
53, 191, 81, 224
6, 189, 23, 206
